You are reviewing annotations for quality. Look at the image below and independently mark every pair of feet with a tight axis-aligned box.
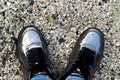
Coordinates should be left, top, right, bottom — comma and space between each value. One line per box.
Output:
15, 25, 104, 80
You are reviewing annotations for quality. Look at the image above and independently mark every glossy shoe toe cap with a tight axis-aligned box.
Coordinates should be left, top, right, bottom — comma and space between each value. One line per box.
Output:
80, 28, 104, 54
22, 27, 43, 55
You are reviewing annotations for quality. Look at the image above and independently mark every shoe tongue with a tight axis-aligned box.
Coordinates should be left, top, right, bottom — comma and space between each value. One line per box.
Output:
79, 47, 95, 67
77, 48, 95, 80
27, 48, 46, 71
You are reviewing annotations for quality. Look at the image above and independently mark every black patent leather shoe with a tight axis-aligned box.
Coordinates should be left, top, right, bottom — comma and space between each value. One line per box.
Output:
16, 26, 54, 80
60, 28, 104, 80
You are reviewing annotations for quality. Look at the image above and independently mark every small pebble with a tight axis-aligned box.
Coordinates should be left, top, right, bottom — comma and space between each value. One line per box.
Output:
58, 38, 65, 44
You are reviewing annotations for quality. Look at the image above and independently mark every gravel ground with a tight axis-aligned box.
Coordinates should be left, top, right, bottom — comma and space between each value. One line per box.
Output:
0, 0, 120, 80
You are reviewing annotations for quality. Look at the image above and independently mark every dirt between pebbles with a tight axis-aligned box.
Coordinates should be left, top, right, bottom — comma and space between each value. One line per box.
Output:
0, 0, 120, 80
